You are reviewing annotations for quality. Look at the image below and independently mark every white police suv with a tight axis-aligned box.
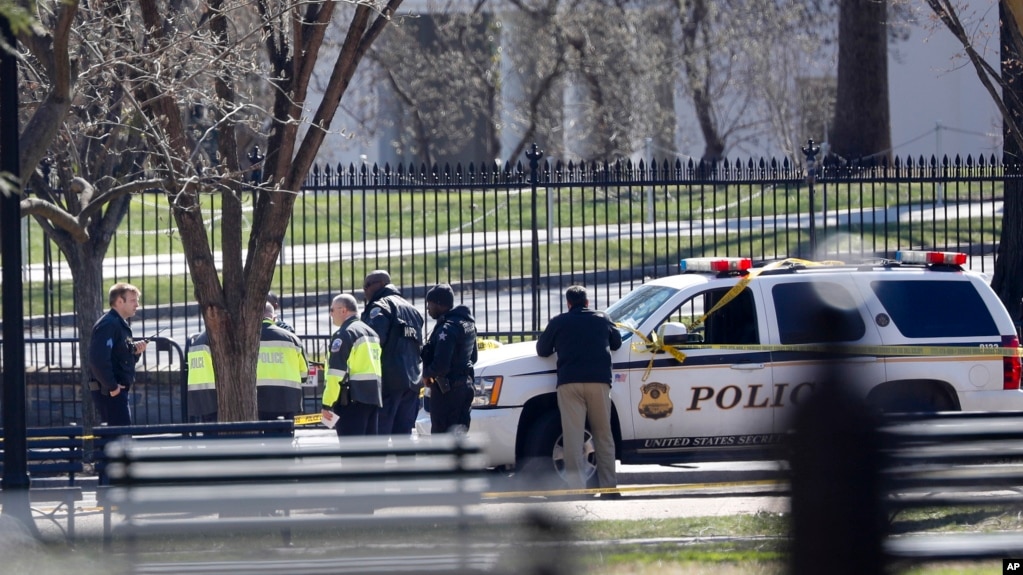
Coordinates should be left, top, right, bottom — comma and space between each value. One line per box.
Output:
466, 252, 1023, 482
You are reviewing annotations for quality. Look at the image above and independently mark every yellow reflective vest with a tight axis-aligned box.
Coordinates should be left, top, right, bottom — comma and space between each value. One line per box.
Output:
186, 331, 217, 418
256, 320, 309, 416
324, 317, 383, 409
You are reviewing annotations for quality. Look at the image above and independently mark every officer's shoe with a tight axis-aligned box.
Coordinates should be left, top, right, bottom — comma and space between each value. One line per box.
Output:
595, 491, 622, 500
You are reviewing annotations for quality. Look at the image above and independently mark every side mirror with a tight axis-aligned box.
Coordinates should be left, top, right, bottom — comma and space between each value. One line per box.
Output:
657, 322, 690, 346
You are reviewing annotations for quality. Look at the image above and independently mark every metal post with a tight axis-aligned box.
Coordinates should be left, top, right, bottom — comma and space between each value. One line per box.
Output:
801, 139, 821, 258
1, 12, 40, 536
645, 138, 654, 224
935, 121, 944, 206
39, 159, 54, 365
526, 144, 544, 333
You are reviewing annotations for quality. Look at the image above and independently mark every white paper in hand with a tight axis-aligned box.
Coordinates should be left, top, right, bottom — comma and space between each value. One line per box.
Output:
321, 411, 338, 429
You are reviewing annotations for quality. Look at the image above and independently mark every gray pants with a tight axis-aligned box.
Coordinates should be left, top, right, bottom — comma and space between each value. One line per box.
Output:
556, 382, 617, 490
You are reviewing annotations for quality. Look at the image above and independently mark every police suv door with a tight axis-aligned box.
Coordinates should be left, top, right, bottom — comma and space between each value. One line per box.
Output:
621, 281, 776, 463
762, 274, 886, 433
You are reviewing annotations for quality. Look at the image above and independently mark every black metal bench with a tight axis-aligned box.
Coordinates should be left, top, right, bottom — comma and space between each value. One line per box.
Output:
92, 419, 295, 549
100, 431, 490, 572
788, 399, 1023, 573
0, 425, 85, 544
879, 411, 1023, 564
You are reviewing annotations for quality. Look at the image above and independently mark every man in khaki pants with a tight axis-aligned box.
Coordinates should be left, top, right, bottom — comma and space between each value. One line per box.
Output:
536, 285, 623, 495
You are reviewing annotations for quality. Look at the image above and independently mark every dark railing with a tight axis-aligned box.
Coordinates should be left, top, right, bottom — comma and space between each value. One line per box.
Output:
0, 335, 331, 428
0, 337, 186, 428
5, 147, 1014, 425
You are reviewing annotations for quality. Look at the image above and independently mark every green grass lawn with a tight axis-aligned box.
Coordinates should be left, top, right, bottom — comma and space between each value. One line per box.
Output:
8, 505, 1019, 575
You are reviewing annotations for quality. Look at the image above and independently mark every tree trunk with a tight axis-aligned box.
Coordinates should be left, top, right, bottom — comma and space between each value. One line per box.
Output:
991, 1, 1023, 331
207, 307, 261, 422
679, 0, 725, 162
830, 0, 891, 161
70, 247, 105, 430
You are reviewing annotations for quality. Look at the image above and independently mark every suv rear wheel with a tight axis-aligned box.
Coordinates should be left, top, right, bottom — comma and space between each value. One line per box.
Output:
867, 381, 958, 414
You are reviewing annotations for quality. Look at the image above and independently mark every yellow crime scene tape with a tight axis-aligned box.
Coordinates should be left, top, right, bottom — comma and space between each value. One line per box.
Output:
621, 321, 1023, 384
294, 413, 322, 426
668, 342, 1023, 358
478, 339, 503, 351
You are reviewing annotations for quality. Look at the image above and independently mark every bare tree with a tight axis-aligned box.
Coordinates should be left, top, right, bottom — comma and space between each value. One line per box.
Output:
14, 0, 402, 423
348, 0, 681, 165
348, 0, 839, 167
910, 0, 1023, 324
371, 6, 502, 166
14, 1, 164, 425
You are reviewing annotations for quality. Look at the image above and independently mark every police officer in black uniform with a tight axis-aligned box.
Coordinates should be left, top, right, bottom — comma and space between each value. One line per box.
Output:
362, 270, 425, 436
422, 284, 477, 434
89, 282, 148, 425
267, 291, 296, 333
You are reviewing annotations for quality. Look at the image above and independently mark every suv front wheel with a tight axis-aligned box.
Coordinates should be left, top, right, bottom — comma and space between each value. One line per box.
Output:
517, 410, 597, 489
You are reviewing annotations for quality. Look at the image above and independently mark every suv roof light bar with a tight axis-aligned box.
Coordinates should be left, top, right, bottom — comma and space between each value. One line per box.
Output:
895, 250, 967, 266
680, 257, 752, 274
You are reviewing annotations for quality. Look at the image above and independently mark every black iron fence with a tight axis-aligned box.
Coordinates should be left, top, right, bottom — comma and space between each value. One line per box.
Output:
6, 145, 1014, 425
0, 337, 187, 427
0, 336, 330, 428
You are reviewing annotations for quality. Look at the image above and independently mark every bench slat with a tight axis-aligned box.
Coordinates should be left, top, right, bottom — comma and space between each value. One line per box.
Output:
885, 532, 1023, 560
133, 553, 501, 575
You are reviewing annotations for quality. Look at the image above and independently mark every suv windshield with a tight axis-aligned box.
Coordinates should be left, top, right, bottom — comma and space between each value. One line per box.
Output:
605, 285, 678, 340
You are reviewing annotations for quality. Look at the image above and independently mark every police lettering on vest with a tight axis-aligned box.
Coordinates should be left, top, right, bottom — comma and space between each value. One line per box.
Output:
259, 351, 286, 364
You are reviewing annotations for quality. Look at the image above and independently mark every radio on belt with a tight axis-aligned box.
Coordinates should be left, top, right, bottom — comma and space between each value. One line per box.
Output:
680, 257, 752, 273
895, 250, 968, 266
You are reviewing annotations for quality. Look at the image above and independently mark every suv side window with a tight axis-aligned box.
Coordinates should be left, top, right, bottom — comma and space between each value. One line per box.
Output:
665, 287, 759, 345
772, 282, 866, 344
870, 280, 998, 337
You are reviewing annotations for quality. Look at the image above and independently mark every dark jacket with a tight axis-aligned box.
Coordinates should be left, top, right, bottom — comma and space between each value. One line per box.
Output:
89, 309, 141, 394
362, 284, 424, 397
423, 305, 477, 383
536, 306, 623, 386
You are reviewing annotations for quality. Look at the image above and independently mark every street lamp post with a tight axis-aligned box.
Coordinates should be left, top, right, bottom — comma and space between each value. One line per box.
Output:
1, 12, 41, 537
802, 139, 821, 258
526, 144, 544, 333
